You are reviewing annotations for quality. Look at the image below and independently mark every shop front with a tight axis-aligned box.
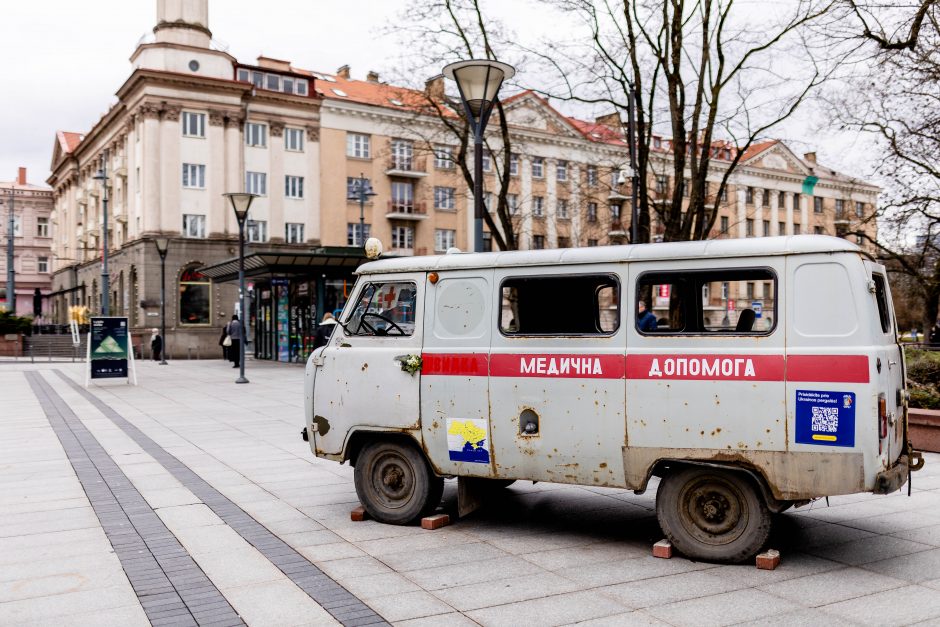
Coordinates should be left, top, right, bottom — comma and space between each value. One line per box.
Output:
199, 248, 366, 363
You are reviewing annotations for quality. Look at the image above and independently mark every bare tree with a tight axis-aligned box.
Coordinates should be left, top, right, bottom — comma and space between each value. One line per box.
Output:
844, 0, 937, 50
527, 0, 842, 243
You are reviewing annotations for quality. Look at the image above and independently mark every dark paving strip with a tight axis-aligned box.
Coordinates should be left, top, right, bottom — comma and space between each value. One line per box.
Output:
54, 370, 389, 627
25, 371, 245, 627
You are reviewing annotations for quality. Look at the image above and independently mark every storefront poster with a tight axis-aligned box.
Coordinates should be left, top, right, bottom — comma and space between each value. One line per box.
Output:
89, 317, 129, 379
276, 284, 290, 362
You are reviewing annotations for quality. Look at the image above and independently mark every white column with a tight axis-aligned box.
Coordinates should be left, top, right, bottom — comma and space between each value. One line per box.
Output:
785, 191, 794, 236
755, 189, 764, 238
800, 193, 809, 234
223, 115, 242, 237
269, 123, 285, 242
736, 187, 747, 239
520, 156, 533, 250
141, 107, 161, 234
546, 158, 558, 248
306, 127, 321, 243
159, 107, 181, 234
570, 163, 581, 246
207, 111, 226, 238
769, 189, 780, 237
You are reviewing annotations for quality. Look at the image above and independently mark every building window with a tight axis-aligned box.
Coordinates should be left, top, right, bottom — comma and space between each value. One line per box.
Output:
746, 219, 754, 237
779, 221, 785, 234
347, 223, 371, 246
655, 175, 668, 194
182, 214, 206, 238
246, 220, 268, 243
533, 196, 544, 217
286, 222, 305, 243
793, 223, 801, 235
557, 199, 569, 219
558, 236, 571, 248
531, 157, 544, 179
38, 257, 48, 273
814, 196, 823, 213
510, 153, 519, 176
587, 238, 599, 247
746, 282, 755, 300
814, 226, 824, 235
721, 186, 728, 202
434, 186, 456, 210
481, 151, 492, 172
762, 220, 769, 236
746, 187, 754, 204
391, 181, 414, 211
482, 232, 493, 251
391, 139, 414, 170
179, 266, 211, 325
182, 112, 206, 138
483, 192, 494, 212
391, 225, 415, 250
793, 192, 800, 209
532, 235, 546, 249
245, 171, 267, 196
587, 165, 598, 187
856, 201, 865, 217
435, 229, 456, 252
720, 216, 729, 234
721, 281, 729, 300
835, 199, 845, 216
347, 133, 371, 158
285, 175, 304, 199
556, 160, 568, 181
245, 122, 267, 147
434, 145, 454, 169
587, 202, 598, 222
610, 204, 621, 219
37, 217, 49, 238
285, 128, 304, 151
508, 194, 519, 215
182, 163, 205, 188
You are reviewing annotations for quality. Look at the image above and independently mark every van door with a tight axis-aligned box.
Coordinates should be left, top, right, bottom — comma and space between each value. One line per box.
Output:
487, 268, 627, 487
419, 270, 495, 476
867, 262, 906, 464
311, 274, 425, 457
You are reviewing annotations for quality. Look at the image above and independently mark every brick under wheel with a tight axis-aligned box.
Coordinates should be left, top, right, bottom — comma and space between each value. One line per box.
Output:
354, 440, 444, 524
656, 466, 771, 563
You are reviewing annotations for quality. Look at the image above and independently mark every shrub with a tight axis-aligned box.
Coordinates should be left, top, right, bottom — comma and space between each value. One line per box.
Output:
905, 349, 940, 409
0, 311, 32, 335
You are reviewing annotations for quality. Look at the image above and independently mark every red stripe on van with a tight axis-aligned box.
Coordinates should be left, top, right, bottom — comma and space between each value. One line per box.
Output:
421, 353, 489, 376
625, 354, 785, 381
786, 355, 869, 383
490, 354, 626, 379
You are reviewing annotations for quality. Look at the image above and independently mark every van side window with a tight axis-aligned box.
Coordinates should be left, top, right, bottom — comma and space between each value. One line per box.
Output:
636, 268, 775, 335
345, 282, 417, 337
500, 274, 620, 336
872, 274, 891, 334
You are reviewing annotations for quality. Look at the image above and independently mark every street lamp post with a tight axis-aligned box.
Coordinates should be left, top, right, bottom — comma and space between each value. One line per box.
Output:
443, 59, 515, 252
2, 187, 14, 313
153, 237, 169, 365
626, 82, 640, 244
347, 174, 377, 247
93, 153, 110, 315
223, 192, 258, 385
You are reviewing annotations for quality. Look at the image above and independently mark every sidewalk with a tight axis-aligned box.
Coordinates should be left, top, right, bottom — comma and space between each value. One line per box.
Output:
2, 359, 940, 626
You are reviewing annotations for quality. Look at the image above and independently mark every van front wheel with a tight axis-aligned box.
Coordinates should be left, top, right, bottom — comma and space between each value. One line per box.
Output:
355, 440, 444, 524
656, 467, 771, 563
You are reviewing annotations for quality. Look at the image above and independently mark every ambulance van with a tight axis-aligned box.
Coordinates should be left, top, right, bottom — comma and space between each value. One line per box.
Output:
304, 235, 923, 562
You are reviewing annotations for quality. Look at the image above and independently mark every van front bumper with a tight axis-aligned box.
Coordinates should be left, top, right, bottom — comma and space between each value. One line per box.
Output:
873, 455, 909, 494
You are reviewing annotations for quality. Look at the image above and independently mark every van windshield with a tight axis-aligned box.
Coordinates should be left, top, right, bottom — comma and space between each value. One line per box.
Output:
345, 281, 417, 337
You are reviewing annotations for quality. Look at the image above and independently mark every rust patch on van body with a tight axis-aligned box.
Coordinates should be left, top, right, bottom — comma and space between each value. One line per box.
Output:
622, 447, 866, 500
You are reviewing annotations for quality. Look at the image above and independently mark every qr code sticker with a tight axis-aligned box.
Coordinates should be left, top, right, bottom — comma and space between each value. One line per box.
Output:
811, 406, 839, 433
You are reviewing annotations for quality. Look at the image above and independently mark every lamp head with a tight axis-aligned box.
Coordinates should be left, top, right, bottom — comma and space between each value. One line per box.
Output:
223, 192, 258, 224
443, 59, 515, 118
154, 237, 169, 256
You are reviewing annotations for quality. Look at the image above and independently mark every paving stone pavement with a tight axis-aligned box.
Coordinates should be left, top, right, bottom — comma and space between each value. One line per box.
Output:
2, 359, 940, 626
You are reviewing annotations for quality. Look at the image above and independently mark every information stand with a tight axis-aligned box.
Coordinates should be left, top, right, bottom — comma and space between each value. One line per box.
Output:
85, 316, 138, 387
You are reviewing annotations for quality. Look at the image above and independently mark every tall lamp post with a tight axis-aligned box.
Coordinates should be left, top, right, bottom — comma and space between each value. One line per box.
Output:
223, 192, 257, 384
1, 188, 14, 313
626, 82, 640, 244
443, 59, 515, 253
93, 153, 110, 315
347, 174, 377, 247
153, 237, 169, 365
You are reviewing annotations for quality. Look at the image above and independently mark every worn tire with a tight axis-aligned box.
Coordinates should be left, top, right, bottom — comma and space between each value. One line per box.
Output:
656, 466, 771, 563
354, 440, 444, 524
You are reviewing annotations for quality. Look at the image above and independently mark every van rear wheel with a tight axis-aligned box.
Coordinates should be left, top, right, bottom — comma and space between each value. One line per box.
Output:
656, 466, 771, 563
355, 440, 444, 524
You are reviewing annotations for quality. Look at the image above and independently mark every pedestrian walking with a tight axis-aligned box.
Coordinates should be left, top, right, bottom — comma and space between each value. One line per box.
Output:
314, 312, 337, 349
227, 315, 243, 368
150, 328, 163, 362
219, 323, 231, 361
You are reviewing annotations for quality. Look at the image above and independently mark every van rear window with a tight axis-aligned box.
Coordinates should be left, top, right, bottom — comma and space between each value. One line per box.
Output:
872, 274, 891, 334
636, 268, 775, 335
500, 274, 620, 336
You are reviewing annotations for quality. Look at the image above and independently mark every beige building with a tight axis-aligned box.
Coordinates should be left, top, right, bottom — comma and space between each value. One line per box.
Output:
0, 168, 54, 317
49, 0, 878, 360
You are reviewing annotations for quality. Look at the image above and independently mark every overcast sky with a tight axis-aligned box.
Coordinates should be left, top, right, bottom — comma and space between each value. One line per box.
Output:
0, 0, 877, 188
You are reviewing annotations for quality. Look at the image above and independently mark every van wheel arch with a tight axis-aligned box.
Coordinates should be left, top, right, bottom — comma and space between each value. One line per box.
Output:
650, 459, 792, 514
345, 429, 431, 469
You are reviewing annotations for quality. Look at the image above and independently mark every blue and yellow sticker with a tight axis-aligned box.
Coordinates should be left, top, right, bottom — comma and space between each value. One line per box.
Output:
795, 390, 855, 447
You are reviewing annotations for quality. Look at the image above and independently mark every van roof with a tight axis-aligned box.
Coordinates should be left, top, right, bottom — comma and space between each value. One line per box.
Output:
357, 235, 864, 275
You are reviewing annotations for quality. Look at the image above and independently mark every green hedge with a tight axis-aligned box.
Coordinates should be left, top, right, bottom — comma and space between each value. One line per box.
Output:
905, 349, 940, 409
0, 311, 32, 335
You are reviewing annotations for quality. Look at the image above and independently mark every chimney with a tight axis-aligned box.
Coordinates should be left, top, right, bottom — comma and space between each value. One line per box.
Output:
595, 112, 622, 128
17, 167, 26, 186
336, 65, 350, 79
803, 151, 817, 163
425, 75, 444, 101
366, 70, 380, 83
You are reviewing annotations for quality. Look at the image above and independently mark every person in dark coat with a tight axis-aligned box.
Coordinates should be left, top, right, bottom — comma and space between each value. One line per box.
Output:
219, 324, 230, 361
930, 320, 940, 348
227, 315, 243, 368
637, 300, 658, 332
150, 328, 163, 361
314, 313, 337, 349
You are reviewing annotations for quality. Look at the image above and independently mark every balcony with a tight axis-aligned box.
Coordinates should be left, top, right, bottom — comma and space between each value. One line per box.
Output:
608, 187, 630, 201
386, 201, 428, 221
608, 220, 628, 239
385, 157, 428, 178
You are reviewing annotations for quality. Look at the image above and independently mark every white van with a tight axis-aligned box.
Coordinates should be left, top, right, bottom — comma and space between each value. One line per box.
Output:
304, 236, 922, 562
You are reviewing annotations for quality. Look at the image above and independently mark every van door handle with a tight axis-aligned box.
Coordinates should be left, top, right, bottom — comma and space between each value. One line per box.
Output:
888, 360, 898, 368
